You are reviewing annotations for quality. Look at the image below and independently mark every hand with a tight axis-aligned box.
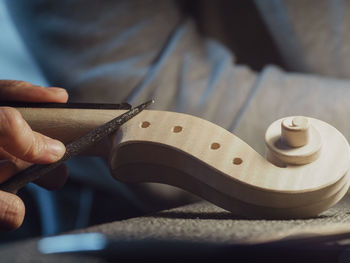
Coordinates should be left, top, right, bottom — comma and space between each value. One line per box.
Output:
0, 80, 68, 230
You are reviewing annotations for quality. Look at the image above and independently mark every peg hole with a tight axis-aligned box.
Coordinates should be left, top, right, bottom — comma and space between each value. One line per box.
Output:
141, 121, 150, 128
172, 126, 183, 133
233, 157, 243, 165
211, 143, 220, 150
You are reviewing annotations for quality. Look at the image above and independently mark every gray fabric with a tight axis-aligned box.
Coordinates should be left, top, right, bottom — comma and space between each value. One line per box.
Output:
235, 65, 350, 155
255, 0, 350, 78
2, 195, 350, 261
6, 0, 256, 131
84, 196, 350, 245
6, 0, 183, 102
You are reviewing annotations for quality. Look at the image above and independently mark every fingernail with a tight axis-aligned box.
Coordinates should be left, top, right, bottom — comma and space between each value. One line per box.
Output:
47, 87, 69, 102
47, 87, 67, 96
46, 138, 66, 162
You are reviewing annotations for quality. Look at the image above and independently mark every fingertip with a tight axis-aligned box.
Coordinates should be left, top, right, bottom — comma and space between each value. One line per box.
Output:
0, 81, 69, 103
0, 109, 67, 164
42, 137, 66, 163
0, 192, 25, 231
46, 87, 69, 103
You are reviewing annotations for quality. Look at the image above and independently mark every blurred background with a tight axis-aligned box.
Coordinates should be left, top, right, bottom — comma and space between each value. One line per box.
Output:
0, 1, 47, 84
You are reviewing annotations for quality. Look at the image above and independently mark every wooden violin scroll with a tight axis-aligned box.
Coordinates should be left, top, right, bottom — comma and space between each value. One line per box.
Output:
109, 111, 350, 219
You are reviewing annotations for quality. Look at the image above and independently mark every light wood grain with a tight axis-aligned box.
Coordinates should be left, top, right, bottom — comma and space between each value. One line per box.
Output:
266, 116, 322, 165
281, 116, 310, 147
16, 107, 350, 218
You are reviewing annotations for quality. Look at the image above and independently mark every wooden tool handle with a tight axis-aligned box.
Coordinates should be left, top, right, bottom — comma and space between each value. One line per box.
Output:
16, 107, 127, 157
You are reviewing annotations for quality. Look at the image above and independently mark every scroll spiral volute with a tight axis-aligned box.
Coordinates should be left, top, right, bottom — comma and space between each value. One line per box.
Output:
110, 111, 350, 219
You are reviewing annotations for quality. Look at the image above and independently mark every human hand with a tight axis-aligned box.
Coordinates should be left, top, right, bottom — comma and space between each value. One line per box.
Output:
0, 80, 68, 230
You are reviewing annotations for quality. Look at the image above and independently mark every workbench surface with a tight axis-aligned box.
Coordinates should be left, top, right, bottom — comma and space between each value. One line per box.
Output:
2, 195, 350, 262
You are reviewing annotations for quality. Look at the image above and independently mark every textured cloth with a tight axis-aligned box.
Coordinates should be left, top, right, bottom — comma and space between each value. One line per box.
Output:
255, 0, 350, 78
235, 65, 350, 155
6, 0, 257, 131
2, 195, 350, 262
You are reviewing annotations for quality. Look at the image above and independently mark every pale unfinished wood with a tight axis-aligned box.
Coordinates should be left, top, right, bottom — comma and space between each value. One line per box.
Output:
15, 107, 350, 219
281, 116, 310, 147
266, 116, 322, 165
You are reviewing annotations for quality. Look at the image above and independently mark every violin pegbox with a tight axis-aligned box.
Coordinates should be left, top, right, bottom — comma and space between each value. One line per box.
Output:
109, 111, 350, 219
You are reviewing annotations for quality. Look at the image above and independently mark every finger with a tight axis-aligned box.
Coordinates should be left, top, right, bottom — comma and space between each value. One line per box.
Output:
0, 191, 25, 230
0, 107, 66, 164
0, 80, 68, 103
34, 164, 69, 190
0, 147, 15, 160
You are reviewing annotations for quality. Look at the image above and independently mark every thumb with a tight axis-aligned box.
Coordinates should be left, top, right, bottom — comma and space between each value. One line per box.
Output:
0, 107, 66, 164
